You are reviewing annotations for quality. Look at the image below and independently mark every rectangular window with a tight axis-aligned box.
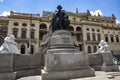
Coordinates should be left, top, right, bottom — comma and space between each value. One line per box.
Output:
97, 34, 101, 41
92, 33, 96, 41
31, 31, 35, 39
76, 34, 80, 41
87, 33, 90, 41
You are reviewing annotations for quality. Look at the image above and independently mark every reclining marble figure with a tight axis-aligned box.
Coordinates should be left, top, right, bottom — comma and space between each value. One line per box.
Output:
0, 35, 20, 54
95, 40, 110, 54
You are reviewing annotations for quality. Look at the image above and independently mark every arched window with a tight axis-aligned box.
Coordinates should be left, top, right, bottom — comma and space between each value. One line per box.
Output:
22, 23, 27, 27
88, 46, 91, 53
104, 34, 108, 42
86, 28, 89, 31
110, 35, 114, 42
12, 28, 18, 38
40, 23, 47, 29
21, 45, 25, 54
76, 27, 82, 31
93, 46, 97, 53
13, 22, 19, 26
21, 29, 26, 38
92, 29, 95, 31
30, 45, 34, 54
116, 35, 119, 42
31, 23, 35, 27
79, 44, 83, 51
69, 26, 74, 31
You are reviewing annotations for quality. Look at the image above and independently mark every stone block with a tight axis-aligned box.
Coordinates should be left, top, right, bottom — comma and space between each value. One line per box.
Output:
49, 30, 77, 49
41, 68, 95, 80
45, 52, 89, 71
88, 53, 119, 71
101, 65, 119, 72
0, 54, 14, 72
88, 54, 102, 66
0, 72, 16, 80
101, 52, 115, 66
14, 54, 42, 70
16, 68, 41, 79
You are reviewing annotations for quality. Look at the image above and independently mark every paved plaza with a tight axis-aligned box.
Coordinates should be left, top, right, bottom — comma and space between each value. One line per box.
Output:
18, 71, 120, 80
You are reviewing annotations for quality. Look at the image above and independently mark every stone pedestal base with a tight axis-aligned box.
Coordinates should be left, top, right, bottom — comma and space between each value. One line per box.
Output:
41, 30, 95, 80
89, 53, 119, 72
0, 72, 16, 80
101, 65, 119, 72
16, 68, 41, 79
91, 65, 102, 71
91, 65, 119, 72
41, 68, 95, 80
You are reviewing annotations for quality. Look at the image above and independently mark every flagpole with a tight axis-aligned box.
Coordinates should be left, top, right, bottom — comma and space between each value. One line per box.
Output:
29, 14, 32, 54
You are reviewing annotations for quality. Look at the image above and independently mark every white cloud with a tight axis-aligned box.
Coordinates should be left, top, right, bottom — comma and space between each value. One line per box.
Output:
0, 0, 3, 2
0, 11, 10, 16
90, 9, 103, 16
116, 19, 120, 24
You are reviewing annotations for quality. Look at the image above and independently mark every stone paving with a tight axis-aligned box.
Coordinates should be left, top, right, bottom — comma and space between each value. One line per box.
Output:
17, 71, 120, 80
17, 64, 120, 80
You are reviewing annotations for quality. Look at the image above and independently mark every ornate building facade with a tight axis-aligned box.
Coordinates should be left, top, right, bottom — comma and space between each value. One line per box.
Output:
0, 10, 120, 54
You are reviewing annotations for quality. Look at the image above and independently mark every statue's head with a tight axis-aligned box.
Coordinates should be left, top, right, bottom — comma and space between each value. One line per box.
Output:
100, 40, 104, 43
10, 35, 15, 40
57, 5, 62, 11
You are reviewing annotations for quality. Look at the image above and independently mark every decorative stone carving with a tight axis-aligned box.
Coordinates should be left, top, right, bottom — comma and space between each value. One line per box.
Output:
0, 35, 20, 54
95, 40, 110, 54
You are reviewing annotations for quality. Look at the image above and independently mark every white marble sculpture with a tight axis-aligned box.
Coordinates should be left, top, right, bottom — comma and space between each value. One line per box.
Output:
0, 35, 20, 54
95, 40, 110, 54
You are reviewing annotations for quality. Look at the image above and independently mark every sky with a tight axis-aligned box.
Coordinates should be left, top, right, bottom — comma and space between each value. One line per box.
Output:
0, 0, 120, 23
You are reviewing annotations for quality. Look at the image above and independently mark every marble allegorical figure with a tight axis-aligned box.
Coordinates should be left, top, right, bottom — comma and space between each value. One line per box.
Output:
0, 35, 20, 54
95, 40, 110, 54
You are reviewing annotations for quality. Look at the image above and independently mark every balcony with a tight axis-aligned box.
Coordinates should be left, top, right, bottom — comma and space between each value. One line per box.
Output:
15, 38, 38, 42
39, 29, 48, 32
85, 40, 99, 44
74, 31, 82, 34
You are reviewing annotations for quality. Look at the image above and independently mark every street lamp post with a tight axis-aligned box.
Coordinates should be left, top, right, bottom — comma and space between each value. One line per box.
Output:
29, 14, 32, 54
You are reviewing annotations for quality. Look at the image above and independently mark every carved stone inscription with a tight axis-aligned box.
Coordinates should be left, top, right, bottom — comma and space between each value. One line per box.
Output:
62, 37, 70, 43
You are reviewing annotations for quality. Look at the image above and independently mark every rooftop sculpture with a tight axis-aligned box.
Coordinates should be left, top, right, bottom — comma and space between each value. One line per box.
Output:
50, 5, 70, 32
0, 35, 20, 54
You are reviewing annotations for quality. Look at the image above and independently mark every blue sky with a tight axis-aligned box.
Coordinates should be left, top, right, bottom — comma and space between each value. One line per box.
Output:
0, 0, 120, 23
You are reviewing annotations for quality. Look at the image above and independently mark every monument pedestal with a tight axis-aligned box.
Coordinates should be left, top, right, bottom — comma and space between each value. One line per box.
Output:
101, 53, 119, 72
89, 52, 119, 72
41, 68, 94, 80
41, 30, 95, 80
